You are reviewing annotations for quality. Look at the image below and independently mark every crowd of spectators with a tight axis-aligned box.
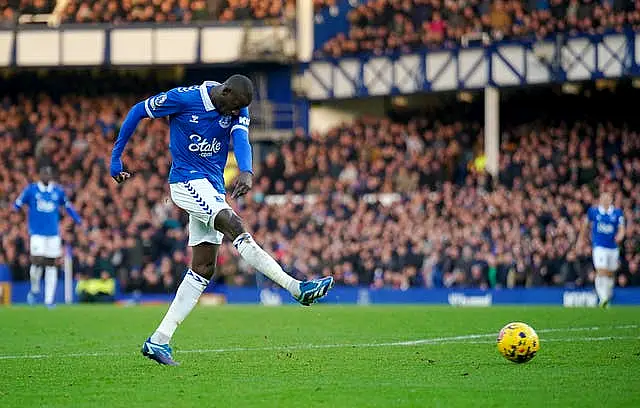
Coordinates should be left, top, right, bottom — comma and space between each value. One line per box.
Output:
318, 0, 640, 58
0, 0, 295, 25
313, 0, 339, 14
0, 83, 638, 293
60, 0, 211, 24
247, 117, 640, 289
4, 0, 638, 62
0, 0, 54, 24
218, 0, 296, 23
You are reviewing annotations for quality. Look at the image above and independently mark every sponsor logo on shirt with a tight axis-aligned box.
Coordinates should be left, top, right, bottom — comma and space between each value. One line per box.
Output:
36, 198, 56, 213
239, 116, 250, 126
596, 223, 614, 234
188, 134, 221, 157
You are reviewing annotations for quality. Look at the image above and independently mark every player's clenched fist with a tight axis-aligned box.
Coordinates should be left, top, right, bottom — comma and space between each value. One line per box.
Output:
110, 157, 131, 184
112, 171, 131, 184
232, 171, 253, 199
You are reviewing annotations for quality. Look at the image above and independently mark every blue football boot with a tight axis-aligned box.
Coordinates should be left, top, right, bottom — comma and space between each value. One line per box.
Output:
296, 276, 334, 306
141, 338, 179, 366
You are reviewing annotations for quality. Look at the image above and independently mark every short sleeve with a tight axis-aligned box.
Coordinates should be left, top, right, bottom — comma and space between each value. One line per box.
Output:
618, 211, 625, 226
230, 107, 250, 136
144, 88, 183, 118
587, 207, 596, 222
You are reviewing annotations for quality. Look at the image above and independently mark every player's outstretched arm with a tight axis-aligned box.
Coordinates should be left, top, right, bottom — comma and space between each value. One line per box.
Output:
61, 193, 82, 225
111, 90, 183, 184
65, 204, 82, 224
615, 216, 625, 244
230, 111, 253, 199
577, 217, 589, 246
110, 101, 147, 184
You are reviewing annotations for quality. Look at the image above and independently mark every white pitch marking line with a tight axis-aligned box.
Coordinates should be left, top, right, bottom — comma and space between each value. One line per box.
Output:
452, 336, 640, 345
0, 324, 636, 361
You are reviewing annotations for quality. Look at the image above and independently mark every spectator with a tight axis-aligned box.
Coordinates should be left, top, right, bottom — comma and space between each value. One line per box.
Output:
76, 269, 116, 303
315, 0, 640, 57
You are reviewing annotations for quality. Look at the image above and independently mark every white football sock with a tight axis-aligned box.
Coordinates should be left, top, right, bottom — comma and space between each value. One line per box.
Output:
602, 275, 615, 303
29, 265, 43, 294
44, 266, 58, 305
595, 275, 605, 301
151, 269, 209, 345
233, 233, 301, 297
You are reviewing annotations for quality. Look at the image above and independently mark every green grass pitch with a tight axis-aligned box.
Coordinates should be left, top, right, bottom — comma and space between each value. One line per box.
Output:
1, 305, 639, 408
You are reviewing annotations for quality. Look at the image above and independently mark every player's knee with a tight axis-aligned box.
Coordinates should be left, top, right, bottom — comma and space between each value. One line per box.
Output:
213, 209, 247, 241
192, 261, 216, 280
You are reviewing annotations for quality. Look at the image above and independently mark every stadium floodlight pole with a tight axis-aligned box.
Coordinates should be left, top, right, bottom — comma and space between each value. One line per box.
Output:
484, 86, 499, 177
295, 0, 313, 62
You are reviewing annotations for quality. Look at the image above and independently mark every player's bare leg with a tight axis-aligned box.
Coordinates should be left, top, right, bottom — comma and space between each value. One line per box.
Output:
42, 257, 58, 308
27, 255, 44, 305
143, 243, 218, 365
214, 209, 333, 305
595, 269, 614, 308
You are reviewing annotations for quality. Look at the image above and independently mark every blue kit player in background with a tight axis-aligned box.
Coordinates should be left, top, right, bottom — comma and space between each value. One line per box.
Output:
110, 75, 334, 366
580, 192, 625, 308
13, 166, 82, 307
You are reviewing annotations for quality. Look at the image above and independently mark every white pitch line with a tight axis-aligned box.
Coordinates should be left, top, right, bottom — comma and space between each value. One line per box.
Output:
450, 336, 640, 345
0, 324, 636, 361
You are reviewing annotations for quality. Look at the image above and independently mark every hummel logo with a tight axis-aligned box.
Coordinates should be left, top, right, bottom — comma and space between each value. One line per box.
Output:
187, 270, 203, 283
190, 115, 199, 123
234, 233, 251, 249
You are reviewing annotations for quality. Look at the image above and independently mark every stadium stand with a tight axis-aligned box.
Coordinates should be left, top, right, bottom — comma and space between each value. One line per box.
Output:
1, 74, 638, 293
0, 0, 295, 24
246, 116, 640, 290
0, 0, 17, 23
218, 0, 296, 23
316, 0, 640, 57
59, 0, 212, 24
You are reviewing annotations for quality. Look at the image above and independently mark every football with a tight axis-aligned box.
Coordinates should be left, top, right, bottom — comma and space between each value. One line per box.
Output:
497, 322, 540, 363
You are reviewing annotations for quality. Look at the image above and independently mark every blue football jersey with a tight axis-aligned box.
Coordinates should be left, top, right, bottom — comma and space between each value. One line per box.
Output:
587, 206, 624, 249
14, 182, 79, 236
143, 81, 250, 193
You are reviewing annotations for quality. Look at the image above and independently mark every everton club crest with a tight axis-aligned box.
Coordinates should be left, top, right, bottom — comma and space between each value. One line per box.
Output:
218, 115, 232, 128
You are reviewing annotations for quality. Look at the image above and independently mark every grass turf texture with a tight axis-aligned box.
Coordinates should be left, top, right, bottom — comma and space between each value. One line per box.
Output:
1, 305, 639, 408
